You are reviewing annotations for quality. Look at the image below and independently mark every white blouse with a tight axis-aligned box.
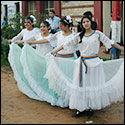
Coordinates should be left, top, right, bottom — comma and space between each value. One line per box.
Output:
63, 30, 115, 57
12, 28, 41, 47
34, 33, 53, 56
49, 31, 78, 54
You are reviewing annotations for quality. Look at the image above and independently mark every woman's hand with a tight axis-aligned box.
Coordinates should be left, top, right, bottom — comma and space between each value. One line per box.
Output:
51, 45, 64, 56
15, 40, 24, 44
8, 40, 12, 44
27, 41, 33, 45
51, 50, 58, 57
51, 51, 56, 55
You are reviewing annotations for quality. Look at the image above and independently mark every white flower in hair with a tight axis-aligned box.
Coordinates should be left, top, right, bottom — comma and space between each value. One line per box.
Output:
66, 16, 72, 23
45, 19, 50, 23
30, 15, 36, 22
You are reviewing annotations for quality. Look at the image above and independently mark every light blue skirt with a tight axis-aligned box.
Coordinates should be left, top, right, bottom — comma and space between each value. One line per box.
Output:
8, 43, 74, 107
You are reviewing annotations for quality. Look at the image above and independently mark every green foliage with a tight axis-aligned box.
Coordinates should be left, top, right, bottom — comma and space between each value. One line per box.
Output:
2, 12, 25, 39
27, 13, 49, 28
101, 58, 111, 61
2, 12, 48, 40
1, 42, 23, 66
1, 42, 10, 66
1, 12, 48, 66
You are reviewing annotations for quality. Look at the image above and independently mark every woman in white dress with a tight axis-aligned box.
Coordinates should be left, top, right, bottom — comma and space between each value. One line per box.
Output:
16, 16, 79, 107
46, 11, 124, 117
27, 16, 78, 59
34, 20, 53, 55
19, 20, 69, 107
9, 15, 40, 48
8, 15, 42, 101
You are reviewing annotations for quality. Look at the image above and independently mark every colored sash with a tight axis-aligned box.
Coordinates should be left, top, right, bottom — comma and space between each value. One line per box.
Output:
56, 53, 74, 58
79, 56, 98, 87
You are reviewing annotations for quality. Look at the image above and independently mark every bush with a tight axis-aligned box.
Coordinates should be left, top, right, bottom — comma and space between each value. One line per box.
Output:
2, 12, 25, 39
1, 42, 23, 66
2, 12, 48, 40
1, 12, 48, 66
1, 42, 10, 66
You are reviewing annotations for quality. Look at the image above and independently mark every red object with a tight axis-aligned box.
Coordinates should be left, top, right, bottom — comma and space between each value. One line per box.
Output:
54, 1, 61, 18
36, 1, 44, 14
22, 1, 28, 16
94, 1, 103, 32
94, 1, 104, 47
112, 1, 122, 21
22, 1, 61, 18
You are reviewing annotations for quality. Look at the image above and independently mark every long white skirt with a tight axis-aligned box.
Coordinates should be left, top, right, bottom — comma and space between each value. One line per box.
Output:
44, 55, 124, 112
8, 43, 68, 107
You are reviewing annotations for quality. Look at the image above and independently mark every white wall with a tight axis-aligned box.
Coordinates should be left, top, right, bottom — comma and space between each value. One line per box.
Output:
103, 1, 124, 44
122, 1, 124, 44
1, 1, 22, 28
103, 1, 111, 38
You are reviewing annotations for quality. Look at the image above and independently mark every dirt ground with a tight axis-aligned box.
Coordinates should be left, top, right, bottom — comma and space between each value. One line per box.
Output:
1, 46, 124, 124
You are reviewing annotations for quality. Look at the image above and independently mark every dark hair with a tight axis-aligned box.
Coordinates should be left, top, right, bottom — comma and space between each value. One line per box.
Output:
25, 16, 34, 23
60, 16, 73, 29
42, 21, 50, 27
49, 10, 55, 14
25, 16, 34, 27
41, 21, 51, 30
79, 11, 97, 43
83, 11, 93, 18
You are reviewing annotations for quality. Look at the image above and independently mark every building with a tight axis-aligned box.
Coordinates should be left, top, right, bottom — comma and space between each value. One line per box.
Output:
1, 1, 22, 27
22, 1, 124, 44
1, 1, 124, 44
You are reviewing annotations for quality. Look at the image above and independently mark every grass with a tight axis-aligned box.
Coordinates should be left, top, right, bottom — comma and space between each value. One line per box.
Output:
101, 58, 111, 61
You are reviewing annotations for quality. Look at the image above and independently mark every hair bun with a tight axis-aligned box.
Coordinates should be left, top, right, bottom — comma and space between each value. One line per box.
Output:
83, 11, 93, 19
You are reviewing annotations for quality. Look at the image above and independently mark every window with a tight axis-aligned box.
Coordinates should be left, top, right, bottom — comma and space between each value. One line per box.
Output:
15, 2, 20, 13
4, 5, 8, 17
110, 1, 113, 17
28, 1, 36, 15
44, 1, 54, 14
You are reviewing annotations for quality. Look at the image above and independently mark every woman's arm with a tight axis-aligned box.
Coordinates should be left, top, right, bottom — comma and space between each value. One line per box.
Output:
51, 45, 64, 55
112, 43, 124, 52
11, 30, 24, 43
8, 40, 24, 44
98, 30, 124, 52
51, 33, 80, 55
27, 39, 49, 45
27, 33, 58, 45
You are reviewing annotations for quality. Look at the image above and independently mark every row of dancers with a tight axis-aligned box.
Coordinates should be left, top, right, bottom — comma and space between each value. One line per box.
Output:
8, 11, 124, 118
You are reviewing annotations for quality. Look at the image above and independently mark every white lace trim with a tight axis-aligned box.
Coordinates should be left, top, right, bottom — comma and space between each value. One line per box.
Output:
8, 43, 41, 100
44, 56, 124, 111
20, 45, 68, 107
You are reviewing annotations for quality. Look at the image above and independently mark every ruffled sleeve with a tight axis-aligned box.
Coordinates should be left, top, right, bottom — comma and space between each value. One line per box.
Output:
63, 33, 80, 49
47, 32, 59, 48
96, 30, 115, 49
48, 32, 58, 41
11, 29, 24, 43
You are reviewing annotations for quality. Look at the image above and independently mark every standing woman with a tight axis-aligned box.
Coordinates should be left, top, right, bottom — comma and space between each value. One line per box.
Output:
19, 20, 69, 107
48, 11, 124, 117
9, 15, 40, 48
34, 20, 54, 55
8, 15, 41, 101
17, 16, 79, 107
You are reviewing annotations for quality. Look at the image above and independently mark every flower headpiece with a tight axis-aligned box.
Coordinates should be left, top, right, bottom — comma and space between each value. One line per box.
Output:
45, 19, 50, 23
30, 15, 36, 22
66, 16, 72, 23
